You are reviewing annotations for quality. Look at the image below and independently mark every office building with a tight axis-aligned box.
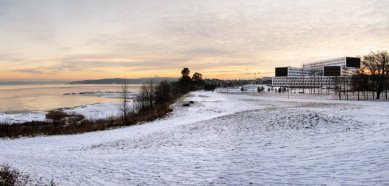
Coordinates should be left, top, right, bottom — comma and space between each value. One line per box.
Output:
272, 57, 361, 87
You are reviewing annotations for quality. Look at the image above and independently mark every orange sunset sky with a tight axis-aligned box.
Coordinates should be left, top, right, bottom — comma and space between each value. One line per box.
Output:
0, 0, 388, 81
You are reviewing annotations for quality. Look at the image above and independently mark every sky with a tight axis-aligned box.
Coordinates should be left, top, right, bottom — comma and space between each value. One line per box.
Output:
0, 0, 388, 81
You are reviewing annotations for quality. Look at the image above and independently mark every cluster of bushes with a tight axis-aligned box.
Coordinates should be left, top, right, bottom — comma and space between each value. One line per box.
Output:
204, 83, 217, 91
277, 87, 288, 93
0, 117, 123, 138
0, 164, 29, 186
120, 80, 178, 125
46, 110, 85, 123
124, 68, 204, 122
177, 68, 205, 92
257, 87, 265, 93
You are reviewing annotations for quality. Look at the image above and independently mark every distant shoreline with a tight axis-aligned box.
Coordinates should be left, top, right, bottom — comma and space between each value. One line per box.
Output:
0, 81, 70, 85
0, 77, 178, 85
70, 78, 177, 84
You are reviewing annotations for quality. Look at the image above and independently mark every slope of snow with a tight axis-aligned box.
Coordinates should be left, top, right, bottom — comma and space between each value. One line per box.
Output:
0, 102, 125, 124
0, 91, 389, 185
62, 102, 130, 120
0, 112, 46, 124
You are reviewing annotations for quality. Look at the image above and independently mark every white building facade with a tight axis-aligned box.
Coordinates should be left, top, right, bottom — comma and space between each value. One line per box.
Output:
272, 57, 361, 87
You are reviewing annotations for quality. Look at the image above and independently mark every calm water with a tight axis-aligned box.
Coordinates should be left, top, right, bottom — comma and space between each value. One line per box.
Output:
0, 84, 141, 113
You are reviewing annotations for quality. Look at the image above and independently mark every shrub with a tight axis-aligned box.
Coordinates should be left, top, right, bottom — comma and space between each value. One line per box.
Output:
204, 83, 217, 91
46, 110, 68, 120
0, 164, 56, 186
0, 164, 30, 186
45, 110, 85, 124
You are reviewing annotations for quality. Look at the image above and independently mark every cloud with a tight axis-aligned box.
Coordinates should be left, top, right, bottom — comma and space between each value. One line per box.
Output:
17, 69, 44, 74
0, 53, 24, 62
0, 2, 9, 16
0, 1, 56, 44
1, 0, 389, 80
80, 0, 389, 64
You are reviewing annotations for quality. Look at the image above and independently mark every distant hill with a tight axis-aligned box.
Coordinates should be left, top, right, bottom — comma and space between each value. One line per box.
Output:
70, 78, 178, 84
0, 81, 70, 85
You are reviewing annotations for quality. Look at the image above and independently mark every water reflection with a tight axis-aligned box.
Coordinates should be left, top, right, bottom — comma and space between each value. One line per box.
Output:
0, 84, 141, 113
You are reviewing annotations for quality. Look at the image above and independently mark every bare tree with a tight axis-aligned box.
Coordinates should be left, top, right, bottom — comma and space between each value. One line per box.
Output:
145, 81, 156, 109
333, 76, 342, 100
351, 72, 361, 100
351, 69, 371, 101
120, 79, 130, 123
363, 51, 389, 99
155, 81, 172, 105
137, 81, 156, 112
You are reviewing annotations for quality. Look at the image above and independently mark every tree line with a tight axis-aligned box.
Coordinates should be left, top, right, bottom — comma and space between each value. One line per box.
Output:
351, 51, 389, 100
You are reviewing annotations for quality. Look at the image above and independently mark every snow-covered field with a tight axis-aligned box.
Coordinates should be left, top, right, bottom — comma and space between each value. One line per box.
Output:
0, 112, 47, 124
1, 91, 389, 185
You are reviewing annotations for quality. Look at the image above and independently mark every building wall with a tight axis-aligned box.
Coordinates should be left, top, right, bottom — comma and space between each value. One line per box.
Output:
302, 57, 348, 71
272, 76, 348, 87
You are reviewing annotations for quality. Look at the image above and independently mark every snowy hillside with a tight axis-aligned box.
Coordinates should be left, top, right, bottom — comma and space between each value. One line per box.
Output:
1, 91, 388, 185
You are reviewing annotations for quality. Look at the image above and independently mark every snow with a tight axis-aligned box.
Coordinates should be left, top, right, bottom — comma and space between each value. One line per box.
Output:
0, 102, 126, 124
0, 112, 46, 124
1, 91, 389, 185
62, 102, 131, 120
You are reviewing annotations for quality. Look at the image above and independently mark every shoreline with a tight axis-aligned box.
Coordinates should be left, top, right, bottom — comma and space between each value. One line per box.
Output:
0, 91, 138, 124
0, 101, 126, 124
2, 85, 387, 124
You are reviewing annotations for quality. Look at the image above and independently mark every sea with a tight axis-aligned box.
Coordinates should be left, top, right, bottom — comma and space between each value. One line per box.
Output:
0, 84, 141, 113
